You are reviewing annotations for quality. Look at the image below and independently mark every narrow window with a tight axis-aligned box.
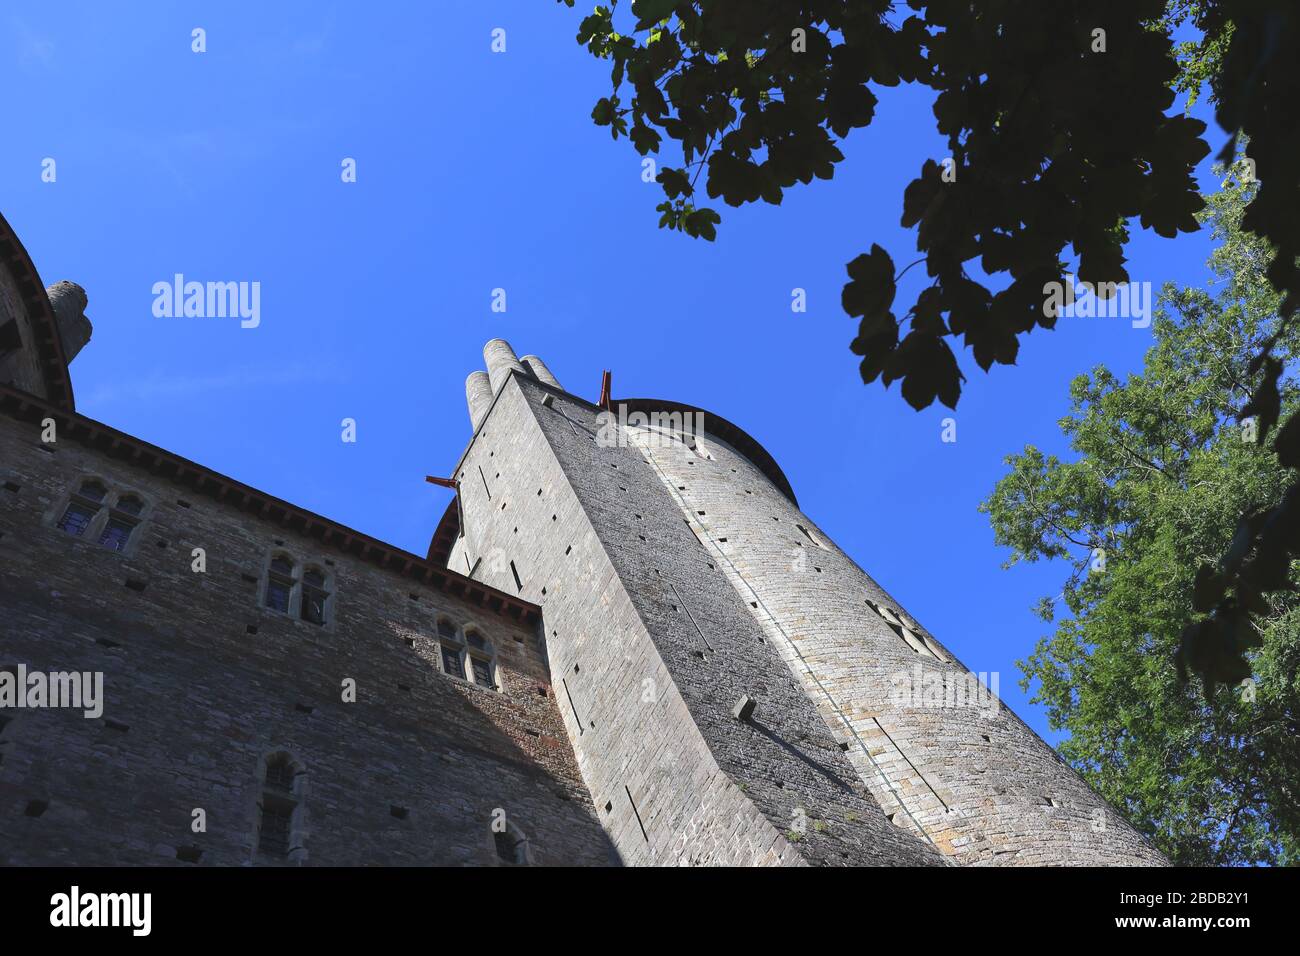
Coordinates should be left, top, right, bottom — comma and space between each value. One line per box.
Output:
97, 518, 134, 551
510, 560, 523, 592
258, 755, 300, 860
265, 556, 295, 613
57, 500, 98, 537
465, 631, 497, 690
441, 643, 465, 679
265, 756, 294, 791
300, 568, 329, 626
470, 656, 494, 689
98, 495, 143, 552
259, 801, 292, 858
57, 480, 107, 537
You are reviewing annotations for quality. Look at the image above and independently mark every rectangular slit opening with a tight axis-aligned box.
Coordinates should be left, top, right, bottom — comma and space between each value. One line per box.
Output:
560, 678, 584, 735
625, 786, 649, 842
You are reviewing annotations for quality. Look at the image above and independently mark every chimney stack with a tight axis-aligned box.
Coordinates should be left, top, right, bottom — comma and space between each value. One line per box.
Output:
520, 354, 562, 390
483, 338, 525, 395
468, 340, 562, 430
465, 371, 492, 431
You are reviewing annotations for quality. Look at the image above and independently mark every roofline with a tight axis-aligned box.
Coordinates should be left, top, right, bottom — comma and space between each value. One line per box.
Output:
0, 211, 74, 410
0, 383, 540, 627
618, 397, 798, 506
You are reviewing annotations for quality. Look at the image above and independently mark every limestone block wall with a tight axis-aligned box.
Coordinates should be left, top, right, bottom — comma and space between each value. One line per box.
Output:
451, 372, 943, 866
0, 410, 613, 866
637, 420, 1166, 866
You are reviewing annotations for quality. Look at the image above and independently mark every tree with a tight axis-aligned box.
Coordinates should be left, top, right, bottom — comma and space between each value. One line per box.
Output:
556, 0, 1300, 698
979, 171, 1298, 865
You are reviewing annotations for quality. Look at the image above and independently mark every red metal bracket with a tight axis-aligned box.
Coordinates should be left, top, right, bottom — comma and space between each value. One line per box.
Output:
598, 370, 612, 411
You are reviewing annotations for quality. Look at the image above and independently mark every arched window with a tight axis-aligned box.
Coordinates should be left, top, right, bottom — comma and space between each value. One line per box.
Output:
437, 619, 466, 679
265, 556, 295, 613
55, 479, 149, 553
56, 480, 107, 537
98, 494, 144, 552
257, 753, 304, 862
464, 629, 498, 691
300, 568, 329, 626
260, 553, 333, 626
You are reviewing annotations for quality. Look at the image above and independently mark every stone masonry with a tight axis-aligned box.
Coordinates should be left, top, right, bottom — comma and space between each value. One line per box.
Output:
0, 400, 614, 865
447, 338, 1167, 867
0, 206, 1166, 865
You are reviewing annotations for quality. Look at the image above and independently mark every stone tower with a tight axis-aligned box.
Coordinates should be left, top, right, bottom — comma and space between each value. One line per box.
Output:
443, 339, 1166, 866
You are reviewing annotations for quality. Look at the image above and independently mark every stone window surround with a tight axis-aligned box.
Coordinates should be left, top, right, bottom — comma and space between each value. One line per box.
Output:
44, 472, 152, 558
250, 750, 309, 866
435, 616, 499, 692
869, 600, 949, 663
257, 549, 336, 631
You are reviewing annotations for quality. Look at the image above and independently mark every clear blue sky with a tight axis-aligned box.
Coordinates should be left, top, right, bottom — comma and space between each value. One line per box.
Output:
3, 2, 1221, 743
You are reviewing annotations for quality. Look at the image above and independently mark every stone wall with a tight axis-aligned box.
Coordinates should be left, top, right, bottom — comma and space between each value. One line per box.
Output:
0, 410, 613, 866
450, 372, 943, 866
633, 407, 1166, 866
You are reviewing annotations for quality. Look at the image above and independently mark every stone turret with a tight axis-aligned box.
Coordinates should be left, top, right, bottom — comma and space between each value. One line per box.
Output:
47, 280, 92, 364
444, 338, 1169, 867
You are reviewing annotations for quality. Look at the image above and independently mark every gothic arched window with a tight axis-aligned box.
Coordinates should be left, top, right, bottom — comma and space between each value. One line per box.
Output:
437, 619, 466, 679
464, 629, 498, 691
55, 478, 149, 553
300, 568, 329, 626
259, 553, 333, 626
56, 480, 107, 537
98, 494, 144, 552
265, 556, 295, 614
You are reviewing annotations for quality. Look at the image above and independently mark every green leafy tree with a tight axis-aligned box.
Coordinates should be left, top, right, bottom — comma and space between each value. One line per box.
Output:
558, 0, 1300, 688
979, 171, 1299, 865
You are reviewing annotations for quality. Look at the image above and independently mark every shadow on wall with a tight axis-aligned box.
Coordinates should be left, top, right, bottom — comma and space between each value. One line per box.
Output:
0, 568, 619, 867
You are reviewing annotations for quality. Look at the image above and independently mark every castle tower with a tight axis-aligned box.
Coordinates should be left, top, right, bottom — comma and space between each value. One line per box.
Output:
443, 340, 1166, 866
